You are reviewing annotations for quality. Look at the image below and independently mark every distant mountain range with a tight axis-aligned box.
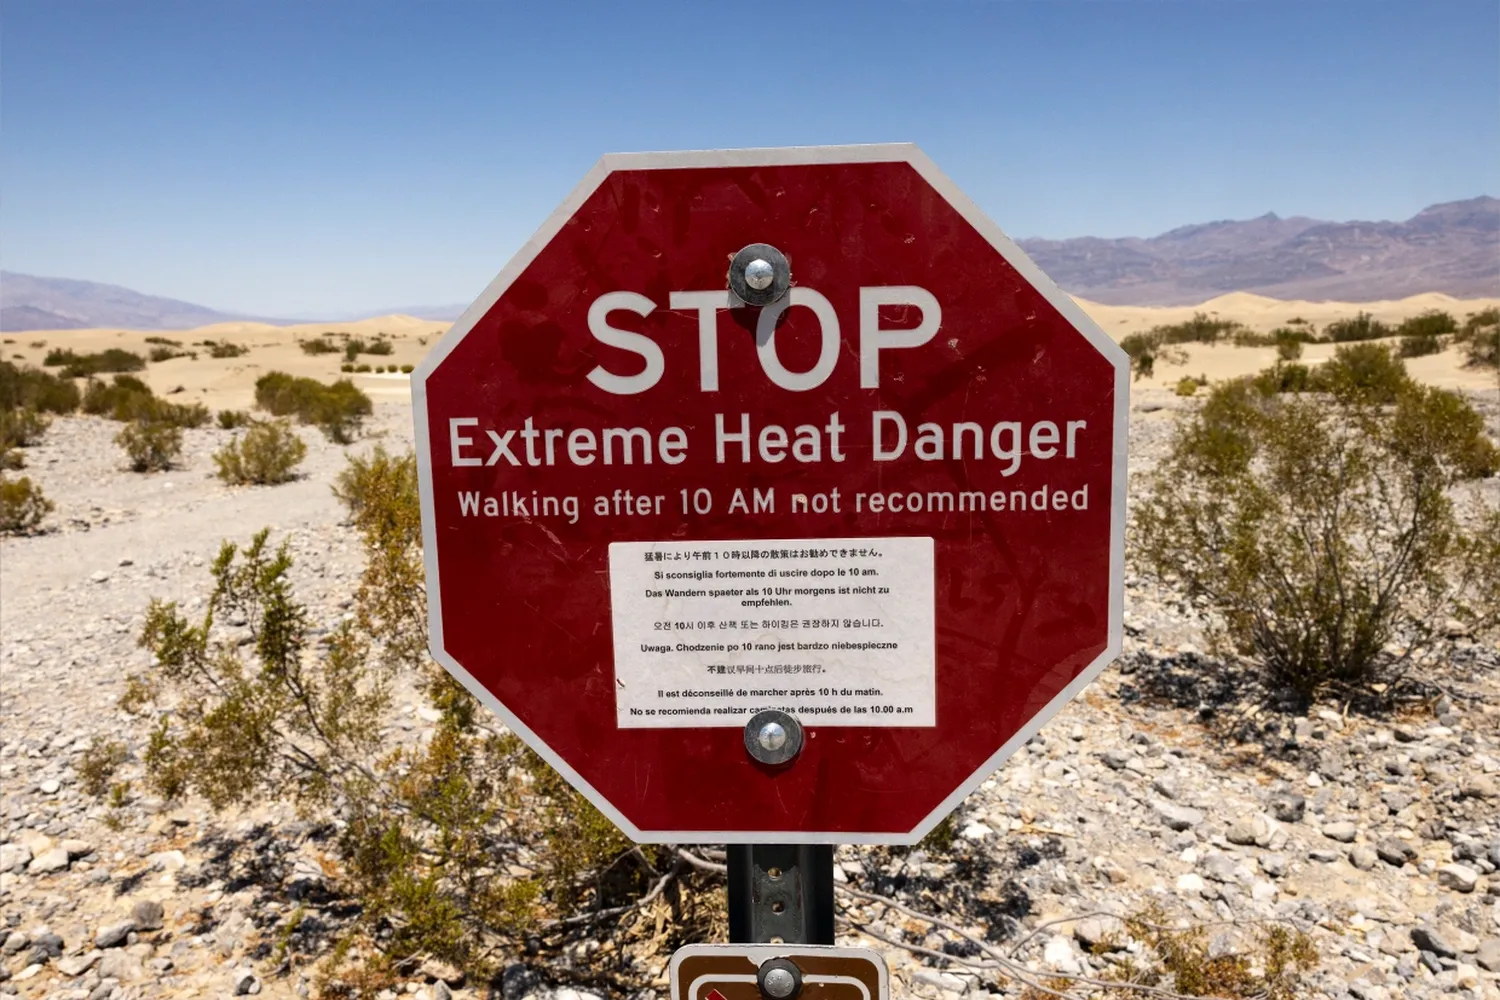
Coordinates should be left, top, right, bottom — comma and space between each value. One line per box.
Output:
3, 196, 1495, 331
1016, 196, 1499, 305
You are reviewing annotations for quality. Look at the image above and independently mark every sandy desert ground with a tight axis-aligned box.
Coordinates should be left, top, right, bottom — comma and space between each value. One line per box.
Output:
3, 292, 1496, 411
2, 292, 1499, 1000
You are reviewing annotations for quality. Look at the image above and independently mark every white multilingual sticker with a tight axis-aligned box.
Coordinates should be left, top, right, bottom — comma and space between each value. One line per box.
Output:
609, 537, 935, 728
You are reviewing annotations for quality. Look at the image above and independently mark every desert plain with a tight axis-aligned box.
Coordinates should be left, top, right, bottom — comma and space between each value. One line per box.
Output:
1, 291, 1499, 1000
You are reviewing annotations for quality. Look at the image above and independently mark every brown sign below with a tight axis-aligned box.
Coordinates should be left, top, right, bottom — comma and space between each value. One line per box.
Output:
670, 945, 888, 1000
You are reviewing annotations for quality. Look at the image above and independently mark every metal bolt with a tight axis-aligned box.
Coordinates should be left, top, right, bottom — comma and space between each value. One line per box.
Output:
728, 243, 790, 306
757, 720, 788, 752
760, 967, 797, 999
744, 709, 802, 766
744, 258, 775, 291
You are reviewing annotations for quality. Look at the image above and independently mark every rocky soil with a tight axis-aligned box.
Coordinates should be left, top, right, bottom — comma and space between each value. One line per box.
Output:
2, 391, 1499, 1000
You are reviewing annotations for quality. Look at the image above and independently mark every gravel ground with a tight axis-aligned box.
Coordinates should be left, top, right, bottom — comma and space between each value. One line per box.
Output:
2, 389, 1499, 1000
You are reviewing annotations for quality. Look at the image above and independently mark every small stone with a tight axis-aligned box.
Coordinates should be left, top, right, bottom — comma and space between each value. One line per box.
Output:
61, 839, 93, 859
130, 900, 164, 932
419, 958, 465, 987
912, 969, 967, 993
1476, 938, 1500, 972
27, 846, 70, 873
1412, 926, 1457, 959
432, 982, 453, 1000
232, 968, 260, 995
1321, 821, 1358, 843
1176, 872, 1206, 893
1073, 916, 1125, 951
1462, 775, 1498, 800
1227, 814, 1272, 846
29, 932, 62, 958
38, 778, 60, 795
14, 964, 43, 982
1153, 800, 1205, 831
89, 570, 110, 583
1251, 879, 1278, 902
0, 843, 32, 872
1200, 853, 1240, 884
1454, 964, 1480, 989
960, 821, 993, 841
1350, 844, 1378, 870
1270, 793, 1305, 823
1043, 935, 1080, 974
58, 951, 102, 977
1102, 749, 1132, 771
1259, 853, 1289, 878
94, 921, 135, 949
1151, 774, 1180, 800
1, 932, 28, 956
1376, 837, 1413, 867
1436, 863, 1478, 893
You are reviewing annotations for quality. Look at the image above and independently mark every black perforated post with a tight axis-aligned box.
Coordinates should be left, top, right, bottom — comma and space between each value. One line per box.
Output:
727, 844, 835, 945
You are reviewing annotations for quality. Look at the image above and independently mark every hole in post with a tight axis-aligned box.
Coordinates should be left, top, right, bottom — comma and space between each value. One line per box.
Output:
767, 866, 783, 879
771, 901, 785, 913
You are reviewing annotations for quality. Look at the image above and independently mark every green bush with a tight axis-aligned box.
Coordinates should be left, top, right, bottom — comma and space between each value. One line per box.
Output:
148, 345, 190, 363
1153, 312, 1245, 345
1318, 342, 1412, 403
1135, 377, 1500, 697
300, 336, 340, 355
1251, 361, 1315, 395
217, 409, 251, 430
83, 375, 208, 427
0, 474, 53, 533
144, 336, 181, 347
1174, 375, 1208, 397
0, 361, 81, 413
254, 371, 372, 443
364, 338, 393, 356
340, 363, 354, 373
1455, 307, 1498, 370
214, 419, 307, 485
355, 364, 372, 373
204, 340, 249, 359
0, 407, 52, 449
1324, 311, 1391, 343
48, 347, 147, 377
399, 364, 413, 374
115, 420, 183, 472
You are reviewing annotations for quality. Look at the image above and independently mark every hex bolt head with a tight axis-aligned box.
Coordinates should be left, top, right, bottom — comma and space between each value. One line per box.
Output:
729, 243, 791, 306
757, 720, 788, 752
744, 258, 776, 291
757, 958, 802, 1000
744, 709, 803, 766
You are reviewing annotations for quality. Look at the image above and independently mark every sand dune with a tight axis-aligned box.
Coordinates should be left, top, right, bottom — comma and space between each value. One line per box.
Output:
4, 296, 1495, 410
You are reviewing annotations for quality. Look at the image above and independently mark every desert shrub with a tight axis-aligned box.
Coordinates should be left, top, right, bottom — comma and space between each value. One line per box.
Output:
343, 340, 363, 362
204, 340, 249, 359
148, 345, 190, 363
1154, 312, 1244, 345
115, 420, 183, 472
1455, 307, 1499, 370
400, 364, 413, 374
254, 371, 372, 443
1317, 342, 1412, 403
144, 336, 181, 346
1135, 376, 1500, 697
83, 375, 208, 427
1251, 362, 1315, 395
1324, 311, 1391, 343
0, 361, 81, 413
117, 514, 703, 987
76, 740, 128, 797
213, 419, 307, 485
0, 407, 51, 449
364, 338, 393, 356
0, 474, 54, 533
1174, 376, 1207, 397
1395, 311, 1454, 359
49, 347, 147, 377
355, 364, 371, 373
300, 336, 340, 355
217, 409, 251, 430
340, 363, 354, 373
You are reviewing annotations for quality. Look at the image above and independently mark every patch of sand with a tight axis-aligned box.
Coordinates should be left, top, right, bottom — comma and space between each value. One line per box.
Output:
4, 297, 1496, 411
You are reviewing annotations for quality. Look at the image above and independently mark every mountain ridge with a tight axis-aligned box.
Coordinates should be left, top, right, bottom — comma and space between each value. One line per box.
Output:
3, 196, 1495, 330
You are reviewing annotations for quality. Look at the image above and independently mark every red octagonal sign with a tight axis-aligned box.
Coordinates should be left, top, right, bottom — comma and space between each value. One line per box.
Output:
413, 145, 1128, 843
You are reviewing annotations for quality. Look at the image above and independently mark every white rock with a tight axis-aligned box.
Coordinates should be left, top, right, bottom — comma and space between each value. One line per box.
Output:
961, 821, 993, 841
1043, 936, 1081, 975
1176, 872, 1207, 893
1437, 863, 1479, 893
38, 778, 60, 795
27, 846, 70, 874
0, 843, 32, 872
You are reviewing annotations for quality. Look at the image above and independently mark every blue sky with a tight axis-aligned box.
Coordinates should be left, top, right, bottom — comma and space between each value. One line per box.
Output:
3, 0, 1497, 319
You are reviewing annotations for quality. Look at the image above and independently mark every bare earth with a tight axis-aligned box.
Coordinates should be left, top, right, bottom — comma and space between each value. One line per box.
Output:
2, 294, 1499, 1000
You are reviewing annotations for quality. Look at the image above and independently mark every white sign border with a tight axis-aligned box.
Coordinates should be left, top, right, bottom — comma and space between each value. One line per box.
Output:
411, 143, 1129, 845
